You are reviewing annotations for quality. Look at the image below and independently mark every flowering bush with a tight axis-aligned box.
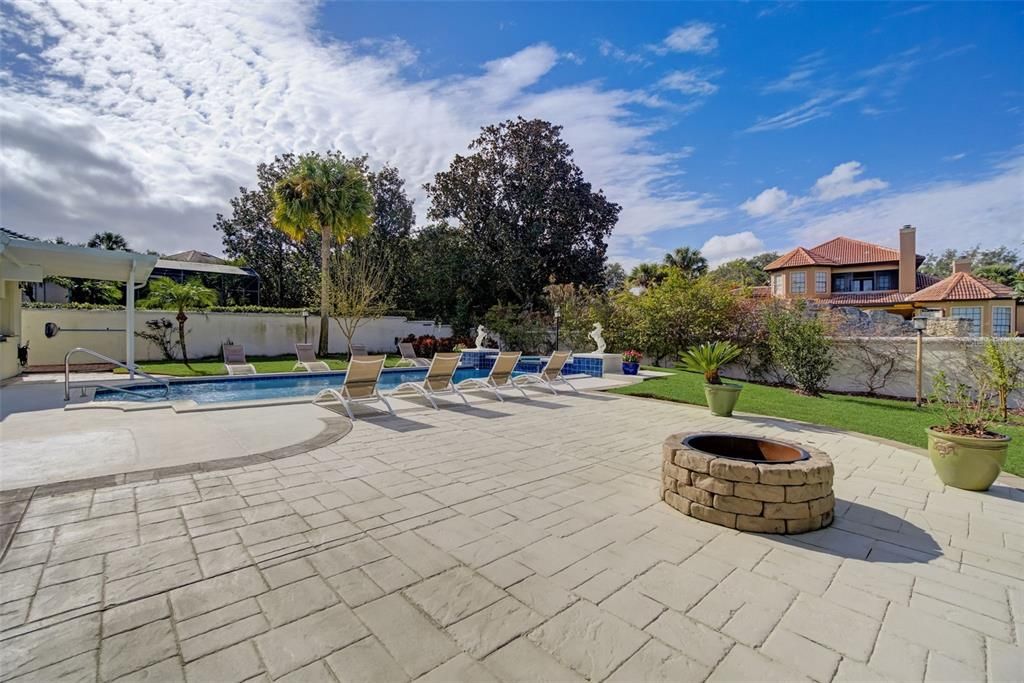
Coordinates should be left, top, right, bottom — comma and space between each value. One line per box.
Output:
400, 334, 473, 358
622, 349, 643, 364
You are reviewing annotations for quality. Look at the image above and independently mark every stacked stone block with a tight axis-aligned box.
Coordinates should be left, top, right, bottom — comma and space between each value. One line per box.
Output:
661, 432, 834, 534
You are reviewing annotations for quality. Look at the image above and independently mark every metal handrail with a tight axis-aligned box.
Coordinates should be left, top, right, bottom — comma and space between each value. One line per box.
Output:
64, 347, 170, 401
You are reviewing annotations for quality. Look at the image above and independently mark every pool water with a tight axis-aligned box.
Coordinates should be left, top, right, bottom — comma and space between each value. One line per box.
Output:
93, 367, 503, 404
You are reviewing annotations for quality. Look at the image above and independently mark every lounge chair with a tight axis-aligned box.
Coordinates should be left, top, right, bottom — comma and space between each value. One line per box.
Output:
223, 344, 257, 376
397, 342, 430, 368
312, 355, 393, 419
456, 351, 527, 401
349, 344, 368, 359
293, 343, 330, 373
511, 350, 578, 394
389, 352, 468, 409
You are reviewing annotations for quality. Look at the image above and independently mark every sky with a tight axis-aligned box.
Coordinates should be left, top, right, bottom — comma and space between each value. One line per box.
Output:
1, 1, 1022, 269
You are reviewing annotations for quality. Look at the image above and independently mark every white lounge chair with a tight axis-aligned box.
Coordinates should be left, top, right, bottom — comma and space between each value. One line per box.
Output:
222, 344, 257, 376
390, 352, 468, 409
456, 351, 527, 401
349, 344, 368, 359
512, 350, 578, 394
313, 355, 393, 420
397, 341, 430, 368
293, 343, 330, 373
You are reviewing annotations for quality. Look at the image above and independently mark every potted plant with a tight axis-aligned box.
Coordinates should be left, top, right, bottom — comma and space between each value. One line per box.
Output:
681, 341, 744, 417
926, 371, 1010, 491
621, 350, 642, 375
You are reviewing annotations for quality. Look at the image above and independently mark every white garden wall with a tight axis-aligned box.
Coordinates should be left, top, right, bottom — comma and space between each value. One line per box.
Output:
22, 308, 453, 366
726, 336, 1024, 408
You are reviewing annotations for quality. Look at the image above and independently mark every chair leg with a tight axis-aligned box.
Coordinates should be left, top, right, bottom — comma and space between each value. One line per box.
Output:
377, 390, 395, 415
453, 385, 470, 406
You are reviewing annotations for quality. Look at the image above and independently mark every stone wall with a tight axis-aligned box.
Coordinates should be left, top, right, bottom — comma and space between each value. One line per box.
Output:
661, 433, 835, 534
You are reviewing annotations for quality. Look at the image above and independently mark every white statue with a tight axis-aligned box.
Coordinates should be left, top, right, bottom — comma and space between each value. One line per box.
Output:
589, 322, 606, 354
475, 324, 489, 349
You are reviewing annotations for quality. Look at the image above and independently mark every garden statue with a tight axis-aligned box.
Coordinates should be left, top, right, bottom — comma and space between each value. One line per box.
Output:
589, 322, 606, 354
474, 325, 489, 349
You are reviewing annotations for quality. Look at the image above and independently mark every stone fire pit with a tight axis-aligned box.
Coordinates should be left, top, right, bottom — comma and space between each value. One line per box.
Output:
662, 432, 834, 534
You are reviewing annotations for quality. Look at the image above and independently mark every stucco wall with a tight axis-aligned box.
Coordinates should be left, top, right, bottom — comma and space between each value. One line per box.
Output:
21, 308, 453, 367
727, 336, 1024, 407
1, 282, 23, 380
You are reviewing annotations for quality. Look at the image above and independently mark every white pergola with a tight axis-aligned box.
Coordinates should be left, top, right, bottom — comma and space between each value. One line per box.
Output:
0, 234, 158, 376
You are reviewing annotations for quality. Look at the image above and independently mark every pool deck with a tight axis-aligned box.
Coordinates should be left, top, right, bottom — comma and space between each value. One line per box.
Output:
0, 382, 1022, 681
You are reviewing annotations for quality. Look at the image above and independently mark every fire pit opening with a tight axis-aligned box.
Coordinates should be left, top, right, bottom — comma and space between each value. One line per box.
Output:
682, 434, 809, 464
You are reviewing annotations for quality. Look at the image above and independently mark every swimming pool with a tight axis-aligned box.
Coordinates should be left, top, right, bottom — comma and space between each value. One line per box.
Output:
93, 367, 497, 404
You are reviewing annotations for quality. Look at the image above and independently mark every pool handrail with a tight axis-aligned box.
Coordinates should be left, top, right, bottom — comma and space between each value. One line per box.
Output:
64, 347, 170, 401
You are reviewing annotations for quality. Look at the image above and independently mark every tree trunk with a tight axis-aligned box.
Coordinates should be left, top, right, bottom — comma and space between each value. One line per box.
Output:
318, 228, 331, 356
177, 310, 190, 367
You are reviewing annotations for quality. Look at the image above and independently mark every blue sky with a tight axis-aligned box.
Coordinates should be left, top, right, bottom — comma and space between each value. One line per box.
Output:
1, 1, 1021, 267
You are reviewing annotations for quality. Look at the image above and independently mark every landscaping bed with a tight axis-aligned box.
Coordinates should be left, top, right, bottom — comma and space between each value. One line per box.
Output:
112, 354, 406, 377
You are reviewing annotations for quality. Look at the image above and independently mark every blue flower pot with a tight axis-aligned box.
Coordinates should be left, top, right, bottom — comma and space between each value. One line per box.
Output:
622, 361, 639, 375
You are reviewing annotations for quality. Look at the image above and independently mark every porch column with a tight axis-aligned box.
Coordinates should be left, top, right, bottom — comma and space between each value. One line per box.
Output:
126, 261, 136, 379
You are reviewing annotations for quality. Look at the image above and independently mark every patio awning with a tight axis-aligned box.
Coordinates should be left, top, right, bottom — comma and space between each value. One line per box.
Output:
0, 234, 157, 283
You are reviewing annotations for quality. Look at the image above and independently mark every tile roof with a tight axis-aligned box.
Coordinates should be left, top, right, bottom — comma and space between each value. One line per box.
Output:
765, 236, 921, 271
907, 272, 1016, 302
825, 292, 911, 306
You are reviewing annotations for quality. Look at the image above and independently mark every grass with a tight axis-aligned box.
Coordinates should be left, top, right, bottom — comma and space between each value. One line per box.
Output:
609, 366, 1024, 478
114, 354, 407, 377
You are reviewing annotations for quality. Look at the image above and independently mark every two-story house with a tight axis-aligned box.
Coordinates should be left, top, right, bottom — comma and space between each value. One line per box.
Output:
763, 225, 1019, 336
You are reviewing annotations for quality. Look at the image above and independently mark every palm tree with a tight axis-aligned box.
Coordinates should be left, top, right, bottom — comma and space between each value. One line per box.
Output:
628, 263, 666, 289
87, 231, 130, 251
663, 247, 708, 278
141, 277, 217, 367
272, 155, 374, 355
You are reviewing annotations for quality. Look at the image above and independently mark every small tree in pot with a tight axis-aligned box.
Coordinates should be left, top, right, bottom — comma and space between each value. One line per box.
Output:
926, 371, 1010, 491
681, 341, 743, 417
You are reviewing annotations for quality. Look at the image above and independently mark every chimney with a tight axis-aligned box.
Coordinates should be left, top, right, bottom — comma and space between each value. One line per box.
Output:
952, 258, 972, 275
898, 225, 916, 294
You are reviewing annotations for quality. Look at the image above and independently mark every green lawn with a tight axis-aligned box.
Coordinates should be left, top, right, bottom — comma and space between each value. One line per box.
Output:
114, 354, 406, 377
609, 366, 1024, 478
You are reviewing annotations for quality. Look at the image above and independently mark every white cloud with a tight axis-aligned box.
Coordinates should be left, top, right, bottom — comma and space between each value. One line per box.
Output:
656, 22, 718, 55
0, 1, 718, 255
700, 231, 766, 266
943, 152, 967, 162
740, 187, 792, 217
597, 39, 649, 66
812, 161, 889, 200
658, 69, 719, 96
793, 154, 1024, 252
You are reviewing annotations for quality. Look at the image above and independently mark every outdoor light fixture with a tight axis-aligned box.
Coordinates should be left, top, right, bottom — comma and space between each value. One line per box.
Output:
302, 309, 309, 344
913, 315, 927, 407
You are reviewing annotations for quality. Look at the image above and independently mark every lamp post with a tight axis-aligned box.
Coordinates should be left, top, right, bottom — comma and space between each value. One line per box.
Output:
913, 314, 927, 407
302, 310, 309, 344
554, 306, 562, 351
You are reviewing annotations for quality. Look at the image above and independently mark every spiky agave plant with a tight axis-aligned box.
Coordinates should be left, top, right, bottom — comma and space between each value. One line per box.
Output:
680, 341, 743, 385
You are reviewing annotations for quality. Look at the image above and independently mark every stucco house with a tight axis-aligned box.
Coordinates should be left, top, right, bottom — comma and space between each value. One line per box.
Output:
764, 225, 1019, 336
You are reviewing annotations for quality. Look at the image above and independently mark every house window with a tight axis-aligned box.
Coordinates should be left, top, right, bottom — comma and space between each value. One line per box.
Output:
877, 273, 893, 290
772, 274, 784, 296
992, 307, 1012, 336
791, 272, 806, 294
815, 271, 828, 293
951, 306, 982, 336
832, 274, 850, 292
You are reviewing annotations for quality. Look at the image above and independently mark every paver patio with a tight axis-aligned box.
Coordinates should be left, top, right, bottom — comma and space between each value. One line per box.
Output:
1, 390, 1022, 682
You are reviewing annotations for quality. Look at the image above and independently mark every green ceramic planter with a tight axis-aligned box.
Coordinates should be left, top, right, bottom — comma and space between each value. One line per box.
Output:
926, 428, 1010, 491
704, 383, 742, 417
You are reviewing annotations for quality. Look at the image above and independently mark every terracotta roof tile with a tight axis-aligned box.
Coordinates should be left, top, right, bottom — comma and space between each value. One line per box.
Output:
825, 292, 910, 306
764, 247, 836, 270
907, 272, 1016, 302
765, 235, 924, 271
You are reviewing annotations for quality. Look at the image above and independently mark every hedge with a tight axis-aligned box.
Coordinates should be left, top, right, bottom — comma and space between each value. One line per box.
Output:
23, 302, 419, 318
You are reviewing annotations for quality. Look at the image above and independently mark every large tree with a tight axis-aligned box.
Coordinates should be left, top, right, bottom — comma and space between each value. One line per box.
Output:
215, 155, 415, 311
663, 247, 708, 278
920, 245, 1022, 277
403, 224, 476, 332
273, 155, 375, 355
87, 232, 130, 251
710, 252, 780, 286
425, 117, 620, 309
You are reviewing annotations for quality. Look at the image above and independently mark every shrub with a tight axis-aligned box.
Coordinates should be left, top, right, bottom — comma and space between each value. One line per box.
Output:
680, 341, 743, 385
929, 370, 998, 437
764, 303, 833, 395
483, 304, 550, 353
621, 349, 642, 364
135, 318, 180, 360
543, 281, 601, 351
400, 334, 473, 358
979, 339, 1024, 421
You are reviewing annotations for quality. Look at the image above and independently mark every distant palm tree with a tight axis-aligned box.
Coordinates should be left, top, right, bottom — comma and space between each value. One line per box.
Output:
628, 263, 667, 289
663, 247, 708, 278
272, 155, 375, 355
87, 231, 130, 251
141, 277, 217, 367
